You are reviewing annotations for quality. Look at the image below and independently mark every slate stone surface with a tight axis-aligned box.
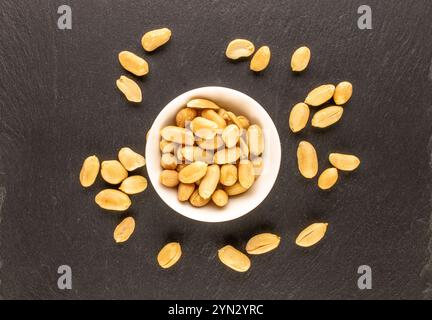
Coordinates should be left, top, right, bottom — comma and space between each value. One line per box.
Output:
0, 0, 432, 299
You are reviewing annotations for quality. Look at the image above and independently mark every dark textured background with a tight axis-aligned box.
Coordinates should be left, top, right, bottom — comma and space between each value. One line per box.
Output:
0, 0, 432, 300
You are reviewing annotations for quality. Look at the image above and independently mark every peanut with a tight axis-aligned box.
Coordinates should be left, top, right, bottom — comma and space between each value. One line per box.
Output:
79, 155, 100, 187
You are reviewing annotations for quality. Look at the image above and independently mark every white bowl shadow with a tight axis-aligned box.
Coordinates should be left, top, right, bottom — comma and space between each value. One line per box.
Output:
145, 86, 281, 223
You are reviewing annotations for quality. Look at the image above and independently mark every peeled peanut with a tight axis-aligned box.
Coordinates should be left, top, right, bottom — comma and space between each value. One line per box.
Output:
226, 39, 255, 60
196, 135, 225, 150
95, 189, 131, 211
237, 116, 250, 129
247, 125, 264, 156
118, 51, 149, 76
161, 153, 178, 170
79, 155, 100, 187
201, 109, 227, 129
250, 46, 271, 72
189, 189, 211, 207
239, 137, 249, 160
214, 147, 241, 165
193, 147, 213, 163
334, 81, 353, 105
180, 146, 195, 162
224, 182, 248, 196
191, 117, 218, 139
101, 160, 128, 184
305, 84, 335, 107
159, 140, 175, 154
251, 157, 263, 176
226, 112, 243, 128
212, 189, 229, 207
220, 164, 238, 186
297, 141, 318, 178
160, 170, 179, 187
141, 27, 171, 52
116, 76, 142, 103
118, 147, 146, 171
222, 124, 240, 148
176, 107, 197, 128
329, 153, 360, 171
238, 160, 255, 189
291, 46, 311, 72
178, 161, 208, 183
289, 102, 310, 133
318, 168, 338, 190
178, 183, 196, 201
119, 175, 148, 194
199, 164, 220, 199
160, 126, 194, 145
187, 99, 220, 110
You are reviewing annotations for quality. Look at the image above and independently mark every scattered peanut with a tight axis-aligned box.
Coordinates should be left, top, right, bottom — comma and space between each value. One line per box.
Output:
246, 233, 281, 255
119, 175, 148, 194
297, 141, 318, 178
333, 81, 353, 105
218, 245, 251, 272
116, 75, 142, 103
79, 155, 100, 187
141, 27, 172, 52
289, 103, 310, 133
101, 160, 128, 184
295, 223, 328, 247
95, 189, 131, 211
118, 147, 146, 171
118, 51, 149, 76
318, 168, 338, 190
305, 84, 335, 107
250, 46, 271, 72
291, 46, 311, 72
113, 217, 135, 243
311, 106, 344, 128
225, 39, 255, 60
329, 153, 360, 171
157, 242, 182, 269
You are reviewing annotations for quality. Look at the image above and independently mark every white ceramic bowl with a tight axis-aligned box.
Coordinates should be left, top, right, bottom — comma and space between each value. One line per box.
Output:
146, 87, 281, 223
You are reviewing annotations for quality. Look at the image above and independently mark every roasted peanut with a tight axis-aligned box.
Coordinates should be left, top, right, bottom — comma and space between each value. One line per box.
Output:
79, 155, 100, 187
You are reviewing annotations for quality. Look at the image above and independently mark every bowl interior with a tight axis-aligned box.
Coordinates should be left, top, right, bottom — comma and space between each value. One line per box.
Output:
145, 86, 281, 222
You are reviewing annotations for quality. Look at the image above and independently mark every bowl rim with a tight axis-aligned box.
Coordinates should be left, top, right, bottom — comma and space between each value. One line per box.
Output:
145, 86, 281, 223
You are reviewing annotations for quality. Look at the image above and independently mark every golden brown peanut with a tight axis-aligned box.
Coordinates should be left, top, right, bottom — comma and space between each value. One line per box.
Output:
212, 189, 228, 207
189, 189, 211, 207
297, 141, 318, 178
160, 126, 194, 145
118, 147, 146, 171
178, 183, 195, 201
101, 160, 128, 184
178, 161, 208, 183
79, 155, 100, 187
251, 157, 263, 176
187, 98, 220, 110
195, 178, 202, 186
318, 168, 338, 190
159, 140, 175, 154
226, 111, 243, 128
247, 124, 264, 156
239, 137, 249, 160
220, 164, 238, 186
95, 189, 131, 211
116, 76, 142, 103
118, 51, 149, 76
225, 39, 255, 60
190, 117, 218, 139
176, 107, 197, 128
295, 223, 328, 247
305, 84, 335, 107
218, 108, 229, 120
193, 147, 213, 163
246, 233, 281, 255
161, 153, 178, 170
289, 102, 310, 133
250, 46, 271, 72
311, 106, 344, 128
180, 146, 195, 162
159, 170, 180, 187
196, 135, 225, 150
201, 109, 227, 129
224, 182, 248, 196
119, 175, 148, 194
199, 164, 220, 199
176, 164, 187, 172
175, 145, 186, 162
213, 147, 241, 165
222, 124, 240, 148
218, 245, 251, 272
157, 242, 182, 269
291, 46, 311, 72
113, 217, 135, 243
141, 27, 172, 52
329, 153, 360, 171
238, 160, 255, 189
334, 81, 353, 105
237, 116, 250, 129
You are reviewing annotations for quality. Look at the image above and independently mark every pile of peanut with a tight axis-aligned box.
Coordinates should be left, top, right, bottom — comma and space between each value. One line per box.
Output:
158, 98, 264, 207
